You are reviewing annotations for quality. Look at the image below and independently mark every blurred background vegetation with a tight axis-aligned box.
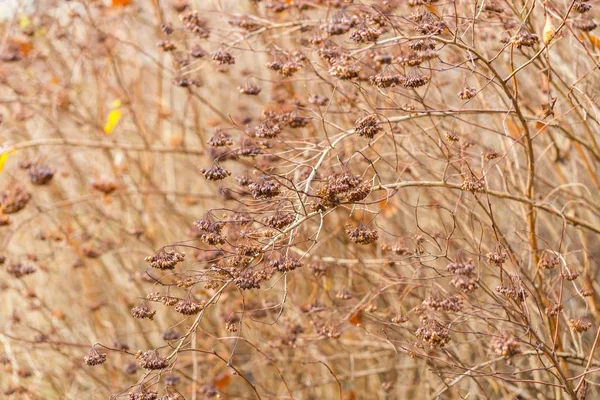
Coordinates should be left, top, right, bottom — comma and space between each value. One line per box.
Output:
1, 0, 600, 399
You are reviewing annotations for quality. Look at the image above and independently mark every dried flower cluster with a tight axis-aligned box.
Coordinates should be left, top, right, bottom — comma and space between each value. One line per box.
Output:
569, 318, 592, 333
416, 318, 451, 348
4, 0, 600, 398
269, 255, 303, 272
423, 293, 463, 312
447, 259, 478, 293
461, 175, 485, 192
84, 347, 107, 367
6, 262, 36, 278
545, 302, 564, 317
354, 114, 382, 139
136, 351, 169, 370
28, 164, 54, 185
486, 247, 508, 267
314, 173, 371, 210
538, 253, 560, 270
496, 274, 529, 303
312, 321, 341, 339
201, 164, 231, 181
174, 298, 206, 315
145, 249, 185, 270
208, 129, 233, 147
345, 224, 379, 245
491, 332, 522, 358
131, 301, 156, 320
264, 211, 295, 230
248, 177, 281, 199
194, 216, 226, 245
0, 183, 31, 213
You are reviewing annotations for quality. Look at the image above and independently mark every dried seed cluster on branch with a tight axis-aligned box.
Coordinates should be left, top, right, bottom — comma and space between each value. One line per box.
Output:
4, 0, 599, 398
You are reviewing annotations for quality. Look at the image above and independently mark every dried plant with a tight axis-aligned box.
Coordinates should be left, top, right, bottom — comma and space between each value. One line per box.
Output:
1, 1, 600, 399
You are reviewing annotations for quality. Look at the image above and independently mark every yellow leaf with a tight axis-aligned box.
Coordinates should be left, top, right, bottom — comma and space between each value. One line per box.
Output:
19, 16, 31, 30
0, 150, 16, 173
104, 109, 122, 134
543, 16, 556, 45
34, 27, 48, 38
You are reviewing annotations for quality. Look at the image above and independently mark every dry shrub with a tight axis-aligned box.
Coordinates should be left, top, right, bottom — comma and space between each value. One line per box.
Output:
1, 0, 600, 399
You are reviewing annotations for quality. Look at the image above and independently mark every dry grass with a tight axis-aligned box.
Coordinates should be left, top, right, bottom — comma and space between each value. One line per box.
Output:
1, 0, 600, 399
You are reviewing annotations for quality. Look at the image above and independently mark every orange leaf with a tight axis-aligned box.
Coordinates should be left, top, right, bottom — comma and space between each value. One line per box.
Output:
588, 34, 600, 50
9, 39, 33, 56
426, 5, 438, 13
111, 0, 132, 6
379, 198, 399, 218
535, 121, 548, 133
348, 310, 363, 327
344, 391, 357, 400
212, 372, 231, 389
18, 41, 33, 56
